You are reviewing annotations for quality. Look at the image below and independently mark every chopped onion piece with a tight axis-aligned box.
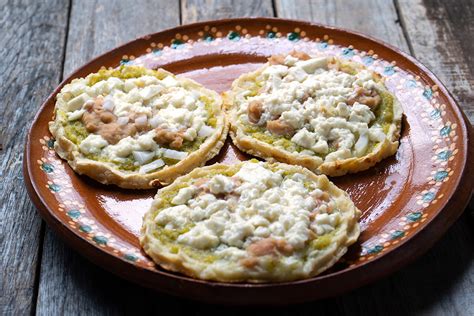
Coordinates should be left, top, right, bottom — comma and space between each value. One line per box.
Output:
198, 125, 215, 137
117, 116, 129, 126
139, 159, 165, 174
135, 115, 148, 128
67, 109, 85, 121
102, 99, 115, 111
354, 133, 369, 157
149, 116, 164, 128
132, 150, 155, 165
163, 149, 188, 160
161, 76, 179, 87
66, 93, 91, 112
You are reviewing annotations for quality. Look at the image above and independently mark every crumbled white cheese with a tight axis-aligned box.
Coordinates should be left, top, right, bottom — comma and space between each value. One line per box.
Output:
296, 57, 327, 74
161, 76, 179, 88
58, 70, 218, 165
237, 56, 392, 161
137, 132, 157, 151
369, 126, 386, 142
155, 205, 191, 229
198, 125, 215, 137
172, 186, 197, 205
208, 175, 235, 194
139, 84, 163, 100
79, 134, 108, 155
234, 162, 282, 186
177, 225, 220, 249
311, 213, 340, 235
291, 129, 317, 149
154, 162, 341, 256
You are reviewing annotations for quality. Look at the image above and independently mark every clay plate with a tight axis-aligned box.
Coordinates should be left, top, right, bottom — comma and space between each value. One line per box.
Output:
24, 18, 473, 305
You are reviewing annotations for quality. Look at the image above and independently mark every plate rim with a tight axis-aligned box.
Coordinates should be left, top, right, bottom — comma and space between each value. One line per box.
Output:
24, 17, 474, 304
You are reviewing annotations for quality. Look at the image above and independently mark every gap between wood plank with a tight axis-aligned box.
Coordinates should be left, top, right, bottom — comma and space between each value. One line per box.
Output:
393, 0, 415, 55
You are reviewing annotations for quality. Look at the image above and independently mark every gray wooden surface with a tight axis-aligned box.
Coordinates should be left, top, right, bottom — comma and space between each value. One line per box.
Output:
1, 0, 473, 314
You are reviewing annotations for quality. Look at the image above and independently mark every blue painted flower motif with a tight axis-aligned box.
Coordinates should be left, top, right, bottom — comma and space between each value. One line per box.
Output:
41, 163, 54, 173
93, 235, 108, 245
266, 31, 276, 39
362, 55, 374, 65
407, 212, 422, 222
440, 125, 452, 137
287, 32, 300, 41
319, 41, 328, 49
437, 150, 452, 161
124, 254, 138, 262
120, 59, 129, 65
430, 109, 441, 119
341, 48, 354, 58
66, 209, 81, 219
391, 230, 405, 240
152, 49, 162, 55
384, 66, 395, 76
405, 79, 417, 88
46, 139, 55, 149
171, 39, 184, 49
367, 245, 383, 254
434, 170, 449, 182
423, 88, 433, 99
79, 225, 92, 233
422, 192, 435, 202
203, 34, 214, 42
48, 183, 60, 192
227, 31, 240, 41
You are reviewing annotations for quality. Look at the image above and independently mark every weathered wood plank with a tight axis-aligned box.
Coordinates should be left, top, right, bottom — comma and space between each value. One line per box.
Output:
181, 0, 274, 24
397, 0, 474, 123
35, 1, 182, 315
275, 0, 410, 52
62, 0, 181, 76
0, 0, 70, 314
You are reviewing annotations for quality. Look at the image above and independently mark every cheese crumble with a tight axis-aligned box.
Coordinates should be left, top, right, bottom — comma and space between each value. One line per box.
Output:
56, 67, 217, 172
154, 162, 340, 260
236, 55, 391, 161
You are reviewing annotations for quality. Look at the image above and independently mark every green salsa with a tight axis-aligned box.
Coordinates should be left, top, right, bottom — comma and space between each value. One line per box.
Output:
87, 65, 167, 86
374, 89, 394, 126
64, 121, 89, 145
201, 96, 218, 127
154, 221, 218, 263
311, 232, 335, 250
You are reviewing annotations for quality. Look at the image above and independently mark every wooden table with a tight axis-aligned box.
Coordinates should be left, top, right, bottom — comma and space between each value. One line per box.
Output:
1, 0, 473, 314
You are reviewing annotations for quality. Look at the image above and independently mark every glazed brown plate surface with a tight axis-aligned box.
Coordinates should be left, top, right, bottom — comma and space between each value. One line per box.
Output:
24, 18, 473, 305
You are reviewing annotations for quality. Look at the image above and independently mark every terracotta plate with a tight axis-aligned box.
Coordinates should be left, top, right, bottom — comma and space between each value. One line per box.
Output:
25, 18, 473, 305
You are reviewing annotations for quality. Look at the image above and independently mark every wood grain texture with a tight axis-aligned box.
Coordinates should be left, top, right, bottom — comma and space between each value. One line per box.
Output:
275, 0, 410, 52
35, 1, 182, 315
62, 0, 181, 76
0, 0, 69, 314
181, 0, 274, 24
397, 0, 474, 123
